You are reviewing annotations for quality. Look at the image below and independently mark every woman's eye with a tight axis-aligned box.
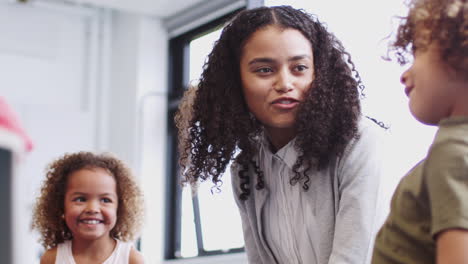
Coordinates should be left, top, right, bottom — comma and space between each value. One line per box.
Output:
295, 65, 308, 72
73, 197, 85, 202
255, 67, 273, 74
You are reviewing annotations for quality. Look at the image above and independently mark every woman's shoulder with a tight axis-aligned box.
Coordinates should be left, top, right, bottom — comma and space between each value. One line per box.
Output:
359, 116, 386, 134
342, 116, 376, 143
339, 116, 388, 164
40, 247, 57, 264
353, 116, 388, 147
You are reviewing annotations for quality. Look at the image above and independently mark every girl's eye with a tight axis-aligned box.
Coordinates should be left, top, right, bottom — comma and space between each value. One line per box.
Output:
101, 198, 112, 203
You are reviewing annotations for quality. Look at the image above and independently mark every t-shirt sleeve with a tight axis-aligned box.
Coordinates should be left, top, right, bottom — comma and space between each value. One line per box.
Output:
426, 140, 468, 237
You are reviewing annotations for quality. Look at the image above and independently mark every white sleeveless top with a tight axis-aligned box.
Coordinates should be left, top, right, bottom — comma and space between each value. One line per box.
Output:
55, 239, 132, 264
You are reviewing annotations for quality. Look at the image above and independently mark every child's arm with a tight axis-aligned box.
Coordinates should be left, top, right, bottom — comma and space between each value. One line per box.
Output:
436, 229, 468, 264
129, 247, 144, 264
40, 248, 57, 264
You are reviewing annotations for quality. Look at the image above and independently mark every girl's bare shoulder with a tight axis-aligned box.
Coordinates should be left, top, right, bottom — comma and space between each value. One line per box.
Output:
40, 247, 57, 264
129, 247, 144, 264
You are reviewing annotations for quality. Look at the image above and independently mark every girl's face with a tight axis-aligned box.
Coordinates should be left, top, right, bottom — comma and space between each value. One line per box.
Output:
64, 168, 118, 242
401, 42, 466, 125
240, 25, 314, 149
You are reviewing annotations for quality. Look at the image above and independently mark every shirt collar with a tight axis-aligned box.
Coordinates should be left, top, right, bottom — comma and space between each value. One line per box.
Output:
258, 132, 299, 170
434, 116, 468, 145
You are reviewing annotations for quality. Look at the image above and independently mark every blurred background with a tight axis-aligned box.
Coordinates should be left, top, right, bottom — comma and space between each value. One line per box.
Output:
0, 0, 437, 263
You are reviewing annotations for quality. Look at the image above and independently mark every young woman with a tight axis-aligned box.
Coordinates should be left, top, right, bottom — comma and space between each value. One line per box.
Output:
177, 6, 385, 264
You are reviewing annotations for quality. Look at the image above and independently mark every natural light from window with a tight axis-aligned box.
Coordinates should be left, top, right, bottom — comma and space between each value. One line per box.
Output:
179, 28, 244, 258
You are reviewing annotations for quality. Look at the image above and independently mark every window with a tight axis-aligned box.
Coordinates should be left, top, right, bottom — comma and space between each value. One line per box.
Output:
165, 10, 246, 260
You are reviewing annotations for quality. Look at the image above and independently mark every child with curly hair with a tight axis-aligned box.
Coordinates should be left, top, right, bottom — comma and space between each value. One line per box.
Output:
372, 0, 468, 263
32, 152, 144, 264
176, 5, 385, 264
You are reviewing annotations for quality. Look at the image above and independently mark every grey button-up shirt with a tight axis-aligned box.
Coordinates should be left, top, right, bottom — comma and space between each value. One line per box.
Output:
231, 117, 385, 264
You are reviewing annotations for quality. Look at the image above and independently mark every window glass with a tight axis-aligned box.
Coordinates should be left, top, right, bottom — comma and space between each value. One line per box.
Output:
178, 28, 244, 258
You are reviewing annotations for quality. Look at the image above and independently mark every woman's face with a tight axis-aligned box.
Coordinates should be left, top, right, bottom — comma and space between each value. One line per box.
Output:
240, 25, 314, 149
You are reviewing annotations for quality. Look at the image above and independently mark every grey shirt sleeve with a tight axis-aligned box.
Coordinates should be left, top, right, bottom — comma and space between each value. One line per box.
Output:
328, 120, 384, 264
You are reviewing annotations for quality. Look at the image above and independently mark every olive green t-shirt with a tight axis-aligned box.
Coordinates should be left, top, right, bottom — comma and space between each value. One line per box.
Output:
372, 116, 468, 264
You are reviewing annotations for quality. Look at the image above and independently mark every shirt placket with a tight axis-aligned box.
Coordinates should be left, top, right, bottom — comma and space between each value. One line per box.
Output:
274, 154, 301, 264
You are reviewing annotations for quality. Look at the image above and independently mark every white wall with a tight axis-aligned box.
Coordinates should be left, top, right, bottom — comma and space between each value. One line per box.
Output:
101, 9, 170, 264
0, 3, 101, 263
0, 2, 169, 263
99, 10, 170, 263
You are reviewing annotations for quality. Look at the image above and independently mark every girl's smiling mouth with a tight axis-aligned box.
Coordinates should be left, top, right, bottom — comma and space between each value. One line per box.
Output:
79, 218, 104, 225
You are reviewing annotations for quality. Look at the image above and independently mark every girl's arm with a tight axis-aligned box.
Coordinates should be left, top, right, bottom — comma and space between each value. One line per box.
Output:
436, 229, 468, 263
129, 247, 145, 264
40, 248, 57, 264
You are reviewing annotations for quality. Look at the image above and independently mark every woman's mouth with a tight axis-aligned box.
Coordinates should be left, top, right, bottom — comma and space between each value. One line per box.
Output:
271, 98, 300, 109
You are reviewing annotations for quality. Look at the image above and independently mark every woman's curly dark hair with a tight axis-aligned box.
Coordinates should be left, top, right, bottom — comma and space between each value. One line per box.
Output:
32, 151, 144, 249
176, 5, 365, 200
391, 0, 468, 72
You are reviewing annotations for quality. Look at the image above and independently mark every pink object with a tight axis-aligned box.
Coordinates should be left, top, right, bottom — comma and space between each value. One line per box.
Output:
0, 97, 33, 152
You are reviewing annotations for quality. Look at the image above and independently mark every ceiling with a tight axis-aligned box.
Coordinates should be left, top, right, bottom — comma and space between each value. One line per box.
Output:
68, 0, 211, 17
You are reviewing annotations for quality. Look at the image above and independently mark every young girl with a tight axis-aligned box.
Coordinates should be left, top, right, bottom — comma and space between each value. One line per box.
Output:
176, 5, 385, 264
32, 152, 144, 264
372, 0, 468, 263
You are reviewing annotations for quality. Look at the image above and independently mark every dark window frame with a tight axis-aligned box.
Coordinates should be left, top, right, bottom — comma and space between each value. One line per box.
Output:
0, 148, 13, 264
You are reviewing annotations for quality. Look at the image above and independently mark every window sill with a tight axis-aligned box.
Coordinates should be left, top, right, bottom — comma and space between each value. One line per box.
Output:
164, 252, 247, 264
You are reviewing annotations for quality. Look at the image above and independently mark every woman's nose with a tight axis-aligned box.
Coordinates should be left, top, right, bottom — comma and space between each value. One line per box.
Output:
274, 69, 294, 92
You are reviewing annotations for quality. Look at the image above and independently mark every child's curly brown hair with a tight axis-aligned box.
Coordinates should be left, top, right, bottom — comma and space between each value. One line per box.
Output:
392, 0, 468, 72
176, 6, 368, 200
31, 151, 144, 249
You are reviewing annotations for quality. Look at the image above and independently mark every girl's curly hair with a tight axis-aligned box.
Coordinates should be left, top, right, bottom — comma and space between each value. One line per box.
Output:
31, 151, 144, 249
176, 5, 364, 200
391, 0, 468, 72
